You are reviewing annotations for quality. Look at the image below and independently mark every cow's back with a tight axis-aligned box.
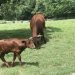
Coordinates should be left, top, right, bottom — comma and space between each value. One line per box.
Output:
35, 14, 45, 28
30, 13, 45, 37
30, 13, 45, 28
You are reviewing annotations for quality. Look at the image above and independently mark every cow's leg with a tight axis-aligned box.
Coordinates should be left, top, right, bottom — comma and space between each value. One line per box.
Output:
43, 21, 46, 29
0, 54, 9, 67
43, 35, 46, 44
12, 53, 16, 66
41, 31, 46, 44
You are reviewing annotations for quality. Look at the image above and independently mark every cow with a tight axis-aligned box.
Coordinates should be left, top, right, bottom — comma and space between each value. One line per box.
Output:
0, 38, 35, 67
30, 13, 46, 48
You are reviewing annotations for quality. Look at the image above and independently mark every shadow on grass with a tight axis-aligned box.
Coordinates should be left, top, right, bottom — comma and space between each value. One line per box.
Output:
35, 26, 62, 49
1, 61, 39, 67
0, 26, 62, 49
0, 26, 62, 41
45, 26, 62, 41
0, 29, 31, 39
47, 27, 62, 32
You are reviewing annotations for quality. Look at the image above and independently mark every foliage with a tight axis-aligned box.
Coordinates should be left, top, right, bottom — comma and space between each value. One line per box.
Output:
0, 0, 36, 20
0, 0, 75, 20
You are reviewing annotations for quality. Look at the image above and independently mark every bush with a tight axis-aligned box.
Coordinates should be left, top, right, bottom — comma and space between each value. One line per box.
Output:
0, 0, 75, 20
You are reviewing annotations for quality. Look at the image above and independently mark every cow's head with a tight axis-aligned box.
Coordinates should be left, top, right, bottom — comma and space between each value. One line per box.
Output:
22, 38, 35, 49
32, 35, 42, 48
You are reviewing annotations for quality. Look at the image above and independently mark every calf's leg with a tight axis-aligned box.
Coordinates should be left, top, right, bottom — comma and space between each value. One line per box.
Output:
15, 51, 22, 66
12, 53, 17, 66
0, 54, 9, 67
17, 54, 22, 65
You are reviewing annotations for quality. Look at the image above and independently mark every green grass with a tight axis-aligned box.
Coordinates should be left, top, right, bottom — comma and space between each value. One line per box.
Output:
0, 19, 75, 75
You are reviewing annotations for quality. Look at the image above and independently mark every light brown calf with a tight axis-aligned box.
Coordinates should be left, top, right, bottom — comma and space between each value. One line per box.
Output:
0, 38, 35, 67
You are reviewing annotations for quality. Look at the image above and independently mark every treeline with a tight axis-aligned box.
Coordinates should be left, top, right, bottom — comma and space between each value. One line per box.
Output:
0, 0, 75, 20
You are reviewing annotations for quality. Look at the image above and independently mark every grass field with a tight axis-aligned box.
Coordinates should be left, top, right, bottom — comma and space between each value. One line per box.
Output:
0, 19, 75, 75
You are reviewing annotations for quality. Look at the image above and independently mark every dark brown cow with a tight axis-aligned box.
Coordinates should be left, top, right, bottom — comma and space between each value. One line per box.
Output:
0, 38, 35, 67
30, 13, 46, 48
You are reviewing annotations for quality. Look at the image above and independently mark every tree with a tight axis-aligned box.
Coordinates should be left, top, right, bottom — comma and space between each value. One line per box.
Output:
0, 0, 75, 20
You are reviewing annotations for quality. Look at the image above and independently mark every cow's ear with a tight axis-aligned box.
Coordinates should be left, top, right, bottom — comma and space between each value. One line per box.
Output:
29, 37, 32, 40
37, 35, 42, 38
36, 35, 42, 42
29, 37, 34, 42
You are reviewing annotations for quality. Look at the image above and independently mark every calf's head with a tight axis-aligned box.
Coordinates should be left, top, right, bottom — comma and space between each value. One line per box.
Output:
22, 38, 35, 49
